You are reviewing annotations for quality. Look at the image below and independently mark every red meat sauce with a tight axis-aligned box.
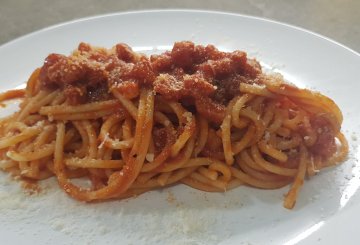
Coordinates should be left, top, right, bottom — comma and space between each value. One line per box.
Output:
38, 41, 336, 159
39, 41, 261, 123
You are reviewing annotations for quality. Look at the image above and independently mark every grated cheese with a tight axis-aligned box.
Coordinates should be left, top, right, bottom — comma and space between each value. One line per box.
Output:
98, 133, 109, 149
145, 153, 154, 162
0, 173, 226, 244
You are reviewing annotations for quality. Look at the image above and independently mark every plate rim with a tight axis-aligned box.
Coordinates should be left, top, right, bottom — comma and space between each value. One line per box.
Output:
0, 9, 359, 58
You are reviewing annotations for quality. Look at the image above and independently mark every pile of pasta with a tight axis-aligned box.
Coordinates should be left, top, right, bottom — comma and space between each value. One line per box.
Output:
0, 41, 348, 208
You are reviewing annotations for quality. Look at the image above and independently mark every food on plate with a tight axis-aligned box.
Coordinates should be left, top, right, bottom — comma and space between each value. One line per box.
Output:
0, 41, 348, 209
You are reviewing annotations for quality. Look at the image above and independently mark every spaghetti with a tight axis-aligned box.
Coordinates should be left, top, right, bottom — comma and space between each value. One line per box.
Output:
0, 41, 348, 209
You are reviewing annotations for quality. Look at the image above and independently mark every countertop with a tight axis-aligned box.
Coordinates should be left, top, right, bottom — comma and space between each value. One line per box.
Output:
0, 0, 359, 52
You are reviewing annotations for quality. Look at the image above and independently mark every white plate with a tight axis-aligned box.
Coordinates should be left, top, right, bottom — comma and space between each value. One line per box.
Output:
0, 10, 359, 245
